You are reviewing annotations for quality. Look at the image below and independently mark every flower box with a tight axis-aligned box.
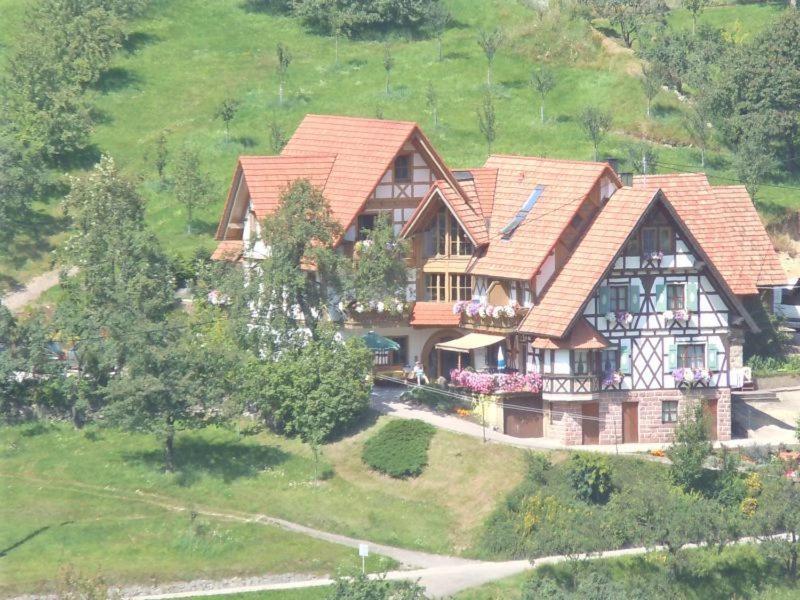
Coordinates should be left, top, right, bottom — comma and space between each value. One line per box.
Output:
449, 368, 542, 395
663, 309, 691, 324
342, 298, 409, 319
453, 300, 522, 327
602, 371, 624, 389
673, 367, 711, 388
606, 311, 634, 328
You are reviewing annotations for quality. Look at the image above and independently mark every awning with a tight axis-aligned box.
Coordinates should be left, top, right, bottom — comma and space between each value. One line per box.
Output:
362, 331, 401, 351
435, 333, 506, 354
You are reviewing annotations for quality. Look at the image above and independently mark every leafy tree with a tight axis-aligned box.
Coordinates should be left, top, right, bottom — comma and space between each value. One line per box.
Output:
268, 119, 288, 153
734, 124, 778, 201
589, 0, 666, 48
383, 43, 394, 95
0, 128, 43, 245
666, 401, 712, 493
477, 92, 497, 155
293, 0, 443, 38
530, 66, 556, 124
641, 64, 663, 118
684, 100, 711, 168
345, 214, 409, 305
425, 82, 439, 128
326, 571, 428, 599
214, 98, 240, 141
753, 467, 800, 581
477, 28, 504, 87
276, 42, 292, 105
626, 142, 658, 174
578, 105, 612, 161
103, 320, 238, 472
173, 147, 212, 234
683, 0, 709, 35
245, 179, 342, 352
56, 157, 175, 402
153, 130, 169, 182
426, 1, 451, 62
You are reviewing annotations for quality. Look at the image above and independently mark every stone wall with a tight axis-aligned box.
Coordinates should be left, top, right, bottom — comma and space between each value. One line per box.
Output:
542, 387, 731, 445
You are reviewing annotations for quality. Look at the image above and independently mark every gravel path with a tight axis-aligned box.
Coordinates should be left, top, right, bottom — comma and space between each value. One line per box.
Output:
1, 268, 72, 313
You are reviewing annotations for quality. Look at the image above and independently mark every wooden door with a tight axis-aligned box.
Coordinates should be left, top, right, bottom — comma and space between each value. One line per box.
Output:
503, 396, 543, 438
703, 398, 718, 441
622, 402, 639, 443
582, 402, 600, 445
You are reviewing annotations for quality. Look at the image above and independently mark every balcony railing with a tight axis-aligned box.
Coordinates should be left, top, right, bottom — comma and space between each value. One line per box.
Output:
453, 301, 530, 332
542, 373, 601, 395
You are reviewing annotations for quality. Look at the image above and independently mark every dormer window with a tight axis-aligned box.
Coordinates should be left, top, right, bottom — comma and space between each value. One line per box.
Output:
394, 154, 411, 182
429, 209, 473, 257
642, 226, 673, 254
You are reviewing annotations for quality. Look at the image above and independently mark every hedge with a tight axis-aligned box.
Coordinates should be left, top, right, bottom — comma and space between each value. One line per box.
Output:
362, 419, 436, 479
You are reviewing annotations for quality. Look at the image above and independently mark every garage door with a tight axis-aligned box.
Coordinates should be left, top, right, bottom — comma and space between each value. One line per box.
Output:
503, 396, 543, 438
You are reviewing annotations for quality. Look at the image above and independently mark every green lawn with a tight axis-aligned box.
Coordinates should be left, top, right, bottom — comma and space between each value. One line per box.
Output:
0, 415, 526, 589
666, 1, 786, 40
192, 591, 330, 600
1, 0, 796, 286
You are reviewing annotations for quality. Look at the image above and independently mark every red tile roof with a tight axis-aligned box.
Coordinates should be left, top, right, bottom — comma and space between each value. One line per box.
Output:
410, 302, 460, 327
530, 319, 611, 349
633, 174, 785, 294
468, 155, 619, 280
210, 240, 243, 262
519, 188, 657, 337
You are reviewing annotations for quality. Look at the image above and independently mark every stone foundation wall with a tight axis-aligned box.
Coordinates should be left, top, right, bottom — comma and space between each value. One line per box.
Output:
543, 387, 731, 445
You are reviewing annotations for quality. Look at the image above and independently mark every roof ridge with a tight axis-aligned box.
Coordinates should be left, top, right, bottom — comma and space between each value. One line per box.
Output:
303, 113, 419, 127
486, 153, 610, 167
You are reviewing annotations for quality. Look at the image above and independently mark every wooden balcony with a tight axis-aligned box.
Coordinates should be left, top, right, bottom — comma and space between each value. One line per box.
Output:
542, 373, 601, 395
341, 302, 413, 328
458, 306, 530, 333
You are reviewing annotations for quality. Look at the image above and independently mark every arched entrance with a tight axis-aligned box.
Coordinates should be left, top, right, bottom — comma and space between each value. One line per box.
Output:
420, 329, 469, 380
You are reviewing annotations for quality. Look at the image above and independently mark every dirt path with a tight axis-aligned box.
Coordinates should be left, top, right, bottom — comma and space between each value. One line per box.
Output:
1, 268, 73, 313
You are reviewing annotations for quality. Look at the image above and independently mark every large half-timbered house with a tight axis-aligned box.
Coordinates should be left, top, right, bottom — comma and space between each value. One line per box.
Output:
212, 114, 786, 446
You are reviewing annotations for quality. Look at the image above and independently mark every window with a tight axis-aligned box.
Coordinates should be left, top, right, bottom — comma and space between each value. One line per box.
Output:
678, 343, 705, 369
393, 154, 411, 182
425, 273, 446, 301
436, 210, 447, 255
662, 400, 679, 423
667, 283, 685, 310
642, 226, 673, 254
570, 213, 584, 230
610, 286, 629, 313
450, 274, 472, 301
450, 217, 473, 255
573, 350, 590, 375
625, 237, 640, 257
782, 287, 800, 306
356, 214, 376, 240
600, 349, 619, 377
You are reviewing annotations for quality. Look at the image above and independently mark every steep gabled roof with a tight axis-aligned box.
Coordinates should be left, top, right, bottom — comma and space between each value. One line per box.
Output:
467, 155, 620, 280
410, 302, 460, 327
633, 174, 785, 294
518, 188, 656, 337
530, 319, 611, 349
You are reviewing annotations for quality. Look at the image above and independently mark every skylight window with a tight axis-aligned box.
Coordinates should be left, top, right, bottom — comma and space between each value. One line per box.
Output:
500, 185, 544, 238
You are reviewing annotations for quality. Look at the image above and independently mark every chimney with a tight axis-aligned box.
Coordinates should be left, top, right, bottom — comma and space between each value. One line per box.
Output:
619, 172, 634, 187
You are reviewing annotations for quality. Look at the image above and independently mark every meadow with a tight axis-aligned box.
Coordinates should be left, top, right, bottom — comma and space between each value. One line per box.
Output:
0, 0, 796, 288
0, 414, 526, 594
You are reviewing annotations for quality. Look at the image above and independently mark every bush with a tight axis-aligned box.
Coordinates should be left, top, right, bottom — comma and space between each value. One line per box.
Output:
399, 384, 458, 412
362, 419, 436, 478
567, 453, 613, 504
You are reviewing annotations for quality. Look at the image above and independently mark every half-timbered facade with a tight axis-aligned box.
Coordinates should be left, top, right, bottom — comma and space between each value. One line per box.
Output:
212, 114, 786, 446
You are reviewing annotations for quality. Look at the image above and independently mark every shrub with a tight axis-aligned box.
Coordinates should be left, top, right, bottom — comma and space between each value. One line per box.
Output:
362, 419, 436, 478
400, 384, 457, 412
667, 402, 713, 493
567, 453, 613, 504
525, 452, 552, 485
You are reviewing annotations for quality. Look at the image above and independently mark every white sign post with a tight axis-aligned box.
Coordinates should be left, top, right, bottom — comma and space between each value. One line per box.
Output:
358, 543, 369, 574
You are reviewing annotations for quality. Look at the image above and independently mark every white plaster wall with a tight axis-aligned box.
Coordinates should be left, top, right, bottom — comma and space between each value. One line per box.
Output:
536, 252, 556, 295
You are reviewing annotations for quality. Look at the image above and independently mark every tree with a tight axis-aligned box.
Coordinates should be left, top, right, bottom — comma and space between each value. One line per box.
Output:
666, 401, 712, 493
591, 0, 666, 49
425, 82, 439, 128
245, 179, 342, 352
344, 213, 409, 305
154, 130, 169, 182
530, 66, 556, 124
0, 128, 43, 245
293, 0, 443, 38
626, 142, 659, 174
684, 101, 711, 168
477, 92, 497, 155
173, 148, 212, 234
754, 468, 800, 581
734, 124, 778, 201
326, 571, 428, 599
276, 42, 292, 105
641, 65, 663, 118
683, 0, 709, 35
214, 98, 240, 141
383, 43, 394, 95
578, 105, 612, 161
477, 28, 504, 87
268, 119, 288, 153
427, 2, 451, 62
56, 157, 175, 407
103, 321, 238, 472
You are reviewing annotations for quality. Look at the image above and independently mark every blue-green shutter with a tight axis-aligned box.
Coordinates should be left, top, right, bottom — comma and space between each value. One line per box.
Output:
667, 343, 677, 370
620, 339, 632, 374
655, 283, 666, 311
686, 281, 699, 311
629, 283, 641, 313
598, 286, 610, 314
707, 342, 719, 370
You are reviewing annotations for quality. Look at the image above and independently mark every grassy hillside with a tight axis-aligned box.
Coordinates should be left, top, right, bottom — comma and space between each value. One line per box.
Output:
0, 0, 796, 286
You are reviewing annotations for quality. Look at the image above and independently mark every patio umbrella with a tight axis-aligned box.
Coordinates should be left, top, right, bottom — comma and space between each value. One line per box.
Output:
497, 345, 506, 371
361, 331, 400, 351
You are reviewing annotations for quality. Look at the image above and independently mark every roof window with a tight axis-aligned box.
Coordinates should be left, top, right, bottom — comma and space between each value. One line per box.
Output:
500, 185, 544, 238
